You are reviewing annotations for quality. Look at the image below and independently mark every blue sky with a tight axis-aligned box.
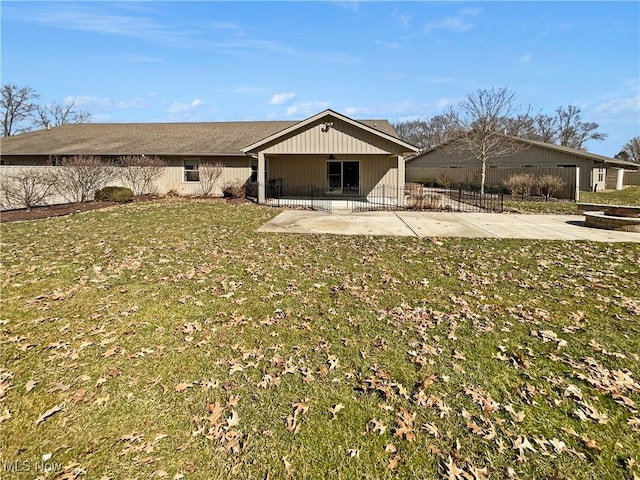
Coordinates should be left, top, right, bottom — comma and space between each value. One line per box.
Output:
2, 1, 638, 156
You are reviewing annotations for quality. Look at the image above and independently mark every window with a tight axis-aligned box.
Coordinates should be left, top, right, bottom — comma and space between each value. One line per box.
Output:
184, 158, 200, 182
249, 158, 267, 183
598, 168, 605, 182
250, 158, 258, 183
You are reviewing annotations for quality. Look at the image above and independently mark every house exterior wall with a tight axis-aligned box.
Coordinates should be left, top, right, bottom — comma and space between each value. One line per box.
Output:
159, 156, 251, 196
0, 155, 253, 210
407, 143, 600, 191
258, 119, 402, 155
267, 154, 397, 195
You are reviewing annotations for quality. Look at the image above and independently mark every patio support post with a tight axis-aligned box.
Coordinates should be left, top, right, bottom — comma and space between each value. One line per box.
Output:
616, 168, 624, 191
397, 154, 405, 207
258, 152, 265, 204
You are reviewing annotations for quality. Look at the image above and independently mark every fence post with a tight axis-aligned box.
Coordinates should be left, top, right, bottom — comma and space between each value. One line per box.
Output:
575, 166, 580, 202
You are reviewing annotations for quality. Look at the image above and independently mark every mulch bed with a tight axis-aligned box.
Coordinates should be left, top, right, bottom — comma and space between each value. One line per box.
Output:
0, 201, 121, 223
0, 196, 253, 223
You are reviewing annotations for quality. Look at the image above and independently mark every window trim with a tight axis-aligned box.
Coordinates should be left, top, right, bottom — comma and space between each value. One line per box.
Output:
183, 158, 200, 182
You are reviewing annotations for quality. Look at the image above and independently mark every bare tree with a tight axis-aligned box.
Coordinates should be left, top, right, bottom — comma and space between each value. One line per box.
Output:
117, 155, 167, 195
555, 105, 606, 149
455, 86, 531, 193
33, 101, 91, 129
0, 169, 57, 209
51, 156, 116, 203
1, 84, 39, 136
616, 136, 640, 163
198, 162, 224, 196
393, 110, 462, 150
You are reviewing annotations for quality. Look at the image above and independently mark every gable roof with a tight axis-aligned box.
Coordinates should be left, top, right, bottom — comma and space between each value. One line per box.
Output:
406, 135, 639, 169
242, 109, 419, 154
0, 113, 401, 157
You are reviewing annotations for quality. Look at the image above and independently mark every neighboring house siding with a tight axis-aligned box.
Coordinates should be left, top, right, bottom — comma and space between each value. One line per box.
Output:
407, 143, 605, 192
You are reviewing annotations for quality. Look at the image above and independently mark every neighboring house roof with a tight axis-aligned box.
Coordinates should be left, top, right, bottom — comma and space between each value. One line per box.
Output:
406, 135, 639, 169
243, 109, 419, 154
0, 113, 401, 157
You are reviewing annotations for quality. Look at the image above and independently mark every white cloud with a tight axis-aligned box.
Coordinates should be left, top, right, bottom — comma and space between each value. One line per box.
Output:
593, 95, 640, 115
395, 13, 411, 30
519, 53, 534, 64
424, 16, 473, 34
434, 97, 459, 110
167, 99, 204, 114
344, 106, 372, 116
375, 40, 401, 49
285, 101, 331, 117
269, 92, 296, 105
63, 95, 149, 110
460, 8, 482, 16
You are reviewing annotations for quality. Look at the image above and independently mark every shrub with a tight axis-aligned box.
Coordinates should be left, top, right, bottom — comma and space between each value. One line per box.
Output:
51, 155, 116, 203
418, 179, 435, 187
407, 192, 440, 210
0, 169, 57, 209
504, 174, 535, 196
95, 186, 134, 203
222, 182, 246, 199
117, 155, 166, 195
536, 175, 566, 201
435, 174, 451, 188
199, 162, 224, 196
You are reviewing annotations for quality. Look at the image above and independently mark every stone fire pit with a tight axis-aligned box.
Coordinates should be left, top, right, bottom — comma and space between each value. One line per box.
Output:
582, 204, 640, 233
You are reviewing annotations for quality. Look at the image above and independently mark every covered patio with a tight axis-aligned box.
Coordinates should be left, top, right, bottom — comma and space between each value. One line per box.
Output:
242, 110, 419, 207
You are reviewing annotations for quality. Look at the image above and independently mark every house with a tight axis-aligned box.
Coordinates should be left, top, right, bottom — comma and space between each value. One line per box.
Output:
0, 109, 419, 206
406, 136, 638, 194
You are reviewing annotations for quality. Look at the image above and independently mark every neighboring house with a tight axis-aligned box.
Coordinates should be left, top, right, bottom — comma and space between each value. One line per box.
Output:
406, 136, 638, 192
0, 109, 418, 205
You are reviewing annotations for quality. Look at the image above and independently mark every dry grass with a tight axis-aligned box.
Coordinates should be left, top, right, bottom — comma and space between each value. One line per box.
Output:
1, 198, 639, 479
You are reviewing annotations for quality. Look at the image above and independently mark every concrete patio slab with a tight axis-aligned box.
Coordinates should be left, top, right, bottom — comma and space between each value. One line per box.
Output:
258, 210, 640, 242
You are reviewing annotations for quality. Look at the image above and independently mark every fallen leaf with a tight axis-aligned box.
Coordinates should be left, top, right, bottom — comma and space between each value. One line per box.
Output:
328, 403, 344, 420
174, 382, 193, 393
35, 403, 65, 425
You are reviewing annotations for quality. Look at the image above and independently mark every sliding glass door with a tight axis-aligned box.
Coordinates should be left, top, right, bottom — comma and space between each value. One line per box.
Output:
326, 161, 359, 194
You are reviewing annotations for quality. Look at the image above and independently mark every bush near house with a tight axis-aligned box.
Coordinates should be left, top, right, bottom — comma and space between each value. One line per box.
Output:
504, 174, 536, 196
94, 186, 134, 203
50, 155, 116, 203
0, 170, 56, 209
222, 182, 246, 198
536, 174, 566, 201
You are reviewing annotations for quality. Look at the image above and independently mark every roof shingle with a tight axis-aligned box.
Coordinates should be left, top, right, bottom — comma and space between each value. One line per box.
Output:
0, 119, 399, 156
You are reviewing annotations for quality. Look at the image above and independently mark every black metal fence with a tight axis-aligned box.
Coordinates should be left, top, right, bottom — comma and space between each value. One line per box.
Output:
251, 181, 505, 213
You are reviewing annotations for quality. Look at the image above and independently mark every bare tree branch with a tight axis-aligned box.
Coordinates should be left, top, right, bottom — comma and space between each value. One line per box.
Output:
33, 101, 92, 129
1, 85, 39, 136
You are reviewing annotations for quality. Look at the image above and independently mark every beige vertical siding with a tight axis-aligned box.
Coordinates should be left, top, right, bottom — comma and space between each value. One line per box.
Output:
267, 154, 397, 195
159, 156, 251, 196
407, 143, 601, 191
0, 156, 253, 209
261, 119, 402, 154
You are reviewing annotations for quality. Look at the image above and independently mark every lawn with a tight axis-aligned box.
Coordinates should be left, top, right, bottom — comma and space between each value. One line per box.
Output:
1, 199, 639, 480
580, 186, 640, 206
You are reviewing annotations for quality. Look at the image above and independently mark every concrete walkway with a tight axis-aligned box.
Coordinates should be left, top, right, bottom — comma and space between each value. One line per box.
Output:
257, 210, 640, 242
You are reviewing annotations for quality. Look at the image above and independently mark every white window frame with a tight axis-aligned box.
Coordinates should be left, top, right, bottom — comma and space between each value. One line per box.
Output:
183, 158, 200, 182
